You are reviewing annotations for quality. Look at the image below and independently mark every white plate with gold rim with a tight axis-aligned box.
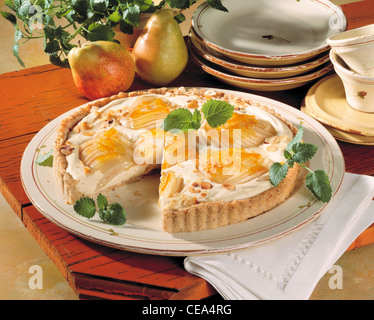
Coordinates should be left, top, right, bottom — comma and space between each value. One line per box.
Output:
191, 0, 346, 66
188, 30, 331, 79
20, 88, 345, 256
304, 74, 374, 137
190, 46, 334, 92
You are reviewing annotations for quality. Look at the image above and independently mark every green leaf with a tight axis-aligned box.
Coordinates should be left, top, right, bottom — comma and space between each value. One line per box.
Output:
5, 0, 18, 12
122, 4, 140, 27
73, 197, 96, 218
18, 0, 32, 19
283, 149, 292, 160
173, 12, 185, 24
108, 10, 121, 22
49, 53, 70, 68
100, 203, 127, 225
163, 108, 201, 133
90, 0, 109, 13
269, 162, 289, 187
36, 148, 53, 167
191, 109, 202, 130
119, 19, 133, 34
72, 0, 90, 17
286, 124, 304, 151
165, 0, 190, 9
43, 25, 66, 42
97, 193, 108, 210
66, 9, 85, 24
291, 142, 318, 164
207, 0, 228, 12
86, 22, 115, 41
305, 170, 332, 203
1, 11, 17, 26
135, 0, 153, 12
285, 158, 295, 168
12, 42, 25, 67
201, 99, 234, 128
44, 39, 60, 54
43, 14, 55, 26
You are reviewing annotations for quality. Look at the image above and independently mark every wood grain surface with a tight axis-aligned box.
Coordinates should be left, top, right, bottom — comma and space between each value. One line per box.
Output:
0, 0, 373, 300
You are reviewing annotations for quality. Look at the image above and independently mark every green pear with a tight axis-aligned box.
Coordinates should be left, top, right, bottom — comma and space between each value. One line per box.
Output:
132, 9, 188, 86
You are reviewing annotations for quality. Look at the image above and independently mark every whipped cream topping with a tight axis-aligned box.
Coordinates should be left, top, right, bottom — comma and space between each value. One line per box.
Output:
63, 92, 294, 208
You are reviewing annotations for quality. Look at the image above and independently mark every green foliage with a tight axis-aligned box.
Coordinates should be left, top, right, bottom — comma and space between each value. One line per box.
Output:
74, 193, 127, 226
269, 125, 332, 203
163, 108, 202, 132
1, 0, 228, 68
162, 99, 234, 133
201, 99, 234, 128
36, 148, 54, 167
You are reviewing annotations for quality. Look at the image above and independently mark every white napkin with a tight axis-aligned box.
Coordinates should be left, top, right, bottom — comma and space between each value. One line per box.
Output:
184, 173, 374, 300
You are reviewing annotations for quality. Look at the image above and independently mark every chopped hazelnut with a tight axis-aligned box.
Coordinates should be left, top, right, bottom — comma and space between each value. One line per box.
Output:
81, 121, 93, 131
189, 186, 200, 193
182, 198, 194, 207
201, 181, 212, 190
60, 144, 74, 156
187, 100, 199, 109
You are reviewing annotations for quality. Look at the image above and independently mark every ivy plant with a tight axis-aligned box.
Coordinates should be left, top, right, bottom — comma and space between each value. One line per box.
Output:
1, 0, 227, 68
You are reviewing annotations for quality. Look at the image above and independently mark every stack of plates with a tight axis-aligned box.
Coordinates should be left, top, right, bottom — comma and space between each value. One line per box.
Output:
189, 0, 347, 91
302, 74, 374, 145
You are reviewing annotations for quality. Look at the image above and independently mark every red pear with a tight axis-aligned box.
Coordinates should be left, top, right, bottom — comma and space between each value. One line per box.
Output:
68, 41, 135, 100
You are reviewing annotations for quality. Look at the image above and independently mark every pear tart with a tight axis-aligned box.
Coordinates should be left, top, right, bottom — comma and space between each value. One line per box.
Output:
54, 87, 300, 233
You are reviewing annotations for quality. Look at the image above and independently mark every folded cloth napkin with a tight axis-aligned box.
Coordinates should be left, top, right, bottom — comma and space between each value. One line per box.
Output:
184, 173, 374, 300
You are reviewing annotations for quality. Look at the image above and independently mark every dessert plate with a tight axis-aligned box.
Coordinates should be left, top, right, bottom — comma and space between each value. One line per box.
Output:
20, 88, 345, 256
191, 0, 346, 65
188, 30, 331, 79
304, 74, 374, 137
190, 46, 334, 91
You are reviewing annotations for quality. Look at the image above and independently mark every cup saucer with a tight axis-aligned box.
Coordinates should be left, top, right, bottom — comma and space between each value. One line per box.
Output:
301, 106, 374, 145
302, 74, 374, 137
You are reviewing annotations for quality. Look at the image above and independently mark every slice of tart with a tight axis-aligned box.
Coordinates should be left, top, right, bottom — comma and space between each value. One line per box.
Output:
54, 87, 300, 233
54, 91, 178, 204
158, 100, 300, 233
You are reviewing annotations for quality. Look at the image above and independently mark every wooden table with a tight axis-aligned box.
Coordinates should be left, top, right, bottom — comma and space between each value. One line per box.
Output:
1, 0, 373, 300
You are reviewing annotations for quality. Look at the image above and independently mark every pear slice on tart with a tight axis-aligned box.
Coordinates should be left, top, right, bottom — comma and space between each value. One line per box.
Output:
201, 112, 277, 149
54, 87, 299, 233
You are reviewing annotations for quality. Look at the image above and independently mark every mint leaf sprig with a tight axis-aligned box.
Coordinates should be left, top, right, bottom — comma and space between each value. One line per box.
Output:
269, 125, 332, 203
162, 108, 201, 132
36, 148, 54, 167
163, 99, 234, 132
74, 193, 127, 226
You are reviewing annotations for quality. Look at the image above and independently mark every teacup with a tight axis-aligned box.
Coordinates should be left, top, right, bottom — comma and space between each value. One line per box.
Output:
330, 49, 374, 113
327, 24, 374, 76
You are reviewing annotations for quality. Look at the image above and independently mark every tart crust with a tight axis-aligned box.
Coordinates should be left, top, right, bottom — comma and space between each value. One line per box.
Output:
54, 87, 300, 233
162, 163, 300, 233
